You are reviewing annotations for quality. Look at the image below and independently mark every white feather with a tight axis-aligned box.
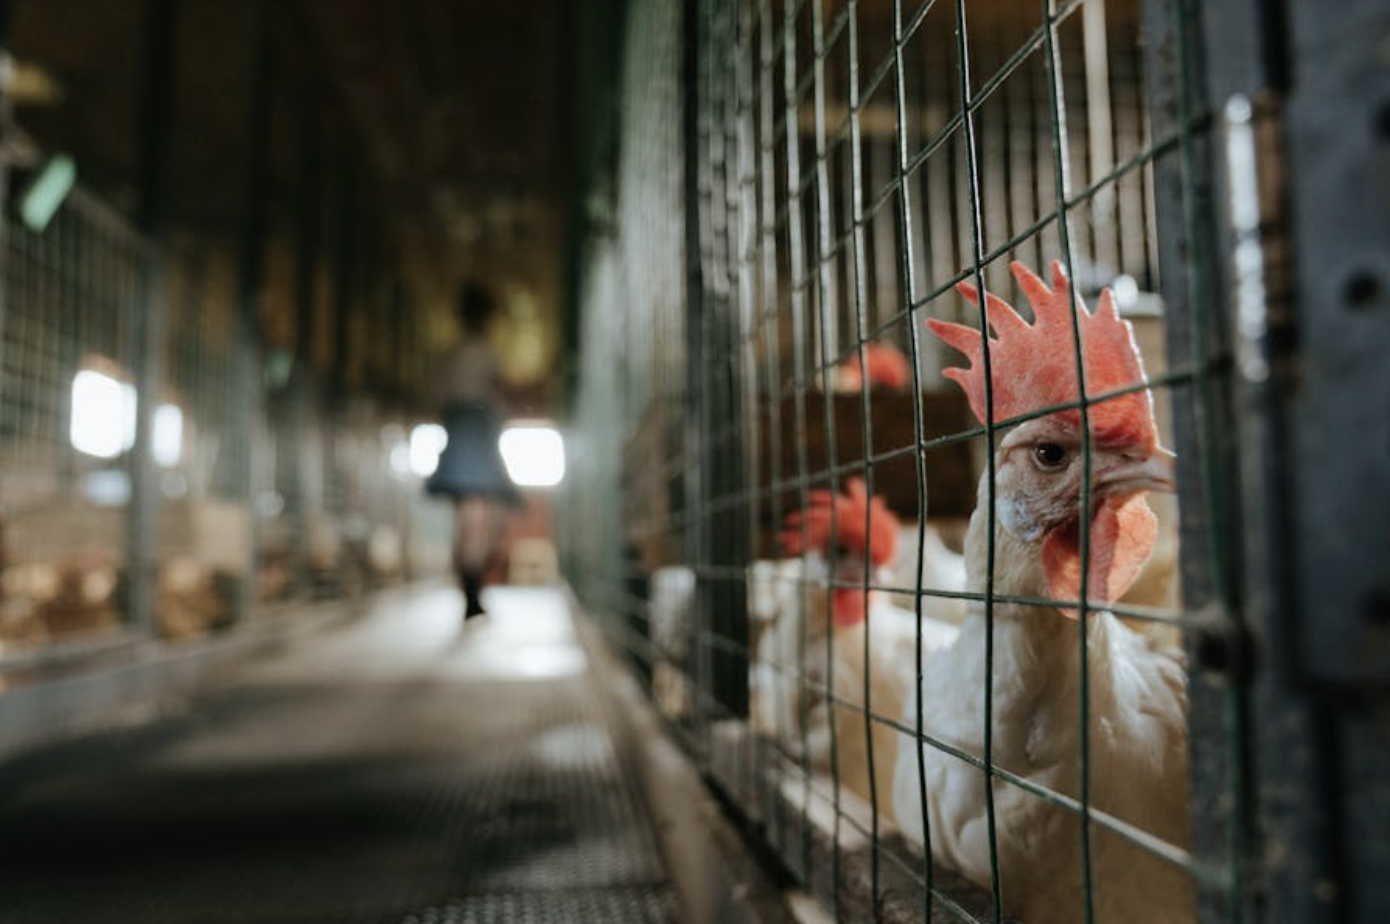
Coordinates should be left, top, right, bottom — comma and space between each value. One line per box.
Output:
892, 479, 1193, 924
750, 553, 959, 813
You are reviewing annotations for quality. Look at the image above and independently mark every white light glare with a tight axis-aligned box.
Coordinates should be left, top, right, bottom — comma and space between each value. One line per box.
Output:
71, 370, 136, 459
409, 423, 448, 478
389, 442, 412, 477
499, 424, 565, 488
382, 424, 412, 477
153, 403, 183, 467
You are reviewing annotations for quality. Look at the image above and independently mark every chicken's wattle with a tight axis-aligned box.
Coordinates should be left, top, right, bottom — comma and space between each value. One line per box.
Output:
1040, 491, 1158, 615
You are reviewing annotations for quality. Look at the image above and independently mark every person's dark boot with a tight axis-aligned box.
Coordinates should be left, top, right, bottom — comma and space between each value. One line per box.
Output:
461, 572, 486, 618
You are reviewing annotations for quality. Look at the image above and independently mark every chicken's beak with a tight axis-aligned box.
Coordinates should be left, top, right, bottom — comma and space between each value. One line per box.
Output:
1095, 444, 1177, 496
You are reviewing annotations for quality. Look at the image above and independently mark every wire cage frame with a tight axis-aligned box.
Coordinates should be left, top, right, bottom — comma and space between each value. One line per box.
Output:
559, 0, 1301, 921
0, 185, 163, 649
0, 158, 451, 665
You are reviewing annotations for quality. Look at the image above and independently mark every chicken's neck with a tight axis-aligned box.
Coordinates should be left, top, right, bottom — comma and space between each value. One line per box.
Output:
955, 475, 1092, 751
962, 476, 1058, 626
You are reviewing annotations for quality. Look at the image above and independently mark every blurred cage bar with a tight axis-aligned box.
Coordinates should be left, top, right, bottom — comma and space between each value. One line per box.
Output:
562, 0, 1390, 921
0, 143, 452, 662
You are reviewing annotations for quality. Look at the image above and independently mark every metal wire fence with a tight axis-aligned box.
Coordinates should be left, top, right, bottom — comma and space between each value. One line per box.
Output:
0, 188, 153, 649
0, 163, 451, 663
565, 0, 1251, 921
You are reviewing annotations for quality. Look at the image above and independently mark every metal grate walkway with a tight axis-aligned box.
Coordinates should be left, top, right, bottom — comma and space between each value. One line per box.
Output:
0, 586, 681, 924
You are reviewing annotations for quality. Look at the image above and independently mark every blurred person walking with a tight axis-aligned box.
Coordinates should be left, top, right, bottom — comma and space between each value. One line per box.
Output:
426, 281, 518, 619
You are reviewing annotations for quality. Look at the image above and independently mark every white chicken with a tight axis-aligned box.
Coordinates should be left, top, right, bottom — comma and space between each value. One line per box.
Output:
749, 479, 958, 815
649, 565, 695, 720
891, 261, 1192, 924
885, 519, 969, 627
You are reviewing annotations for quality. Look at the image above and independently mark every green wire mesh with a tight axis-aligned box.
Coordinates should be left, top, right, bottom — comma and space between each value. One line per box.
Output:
565, 0, 1242, 921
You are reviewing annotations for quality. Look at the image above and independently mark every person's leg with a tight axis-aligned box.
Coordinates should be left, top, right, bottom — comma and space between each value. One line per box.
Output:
455, 495, 499, 616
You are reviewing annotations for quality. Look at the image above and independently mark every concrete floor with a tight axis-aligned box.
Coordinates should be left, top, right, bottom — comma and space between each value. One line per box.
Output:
0, 585, 681, 924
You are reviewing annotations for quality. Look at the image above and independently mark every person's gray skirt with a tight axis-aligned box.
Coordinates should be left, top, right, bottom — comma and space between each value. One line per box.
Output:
425, 403, 516, 502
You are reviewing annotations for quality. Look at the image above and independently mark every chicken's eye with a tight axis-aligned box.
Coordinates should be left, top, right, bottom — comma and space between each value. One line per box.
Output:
1032, 442, 1068, 469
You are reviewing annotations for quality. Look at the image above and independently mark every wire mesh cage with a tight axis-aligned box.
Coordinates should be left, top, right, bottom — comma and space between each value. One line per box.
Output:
565, 0, 1259, 920
0, 188, 154, 650
0, 140, 453, 663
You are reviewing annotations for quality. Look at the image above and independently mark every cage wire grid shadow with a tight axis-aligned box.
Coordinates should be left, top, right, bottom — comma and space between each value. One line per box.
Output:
562, 0, 1261, 921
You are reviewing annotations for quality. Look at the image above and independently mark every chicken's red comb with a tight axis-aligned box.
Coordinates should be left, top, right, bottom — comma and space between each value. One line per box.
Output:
779, 477, 898, 566
926, 260, 1157, 449
841, 342, 912, 392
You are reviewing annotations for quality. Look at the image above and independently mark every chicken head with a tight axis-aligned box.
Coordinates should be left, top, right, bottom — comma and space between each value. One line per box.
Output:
779, 477, 898, 627
929, 260, 1176, 613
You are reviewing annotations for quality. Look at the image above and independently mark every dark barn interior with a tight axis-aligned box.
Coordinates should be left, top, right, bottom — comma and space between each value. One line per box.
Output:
0, 2, 1387, 924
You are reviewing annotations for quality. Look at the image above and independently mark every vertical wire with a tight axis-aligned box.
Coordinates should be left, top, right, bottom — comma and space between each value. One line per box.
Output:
842, 2, 883, 912
781, 0, 818, 878
717, 0, 736, 742
756, 0, 785, 850
809, 0, 845, 908
694, 0, 717, 766
741, 0, 764, 808
725, 0, 745, 730
735, 0, 761, 757
700, 0, 717, 746
890, 0, 937, 915
1041, 3, 1096, 922
714, 0, 732, 733
950, 1, 1004, 918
